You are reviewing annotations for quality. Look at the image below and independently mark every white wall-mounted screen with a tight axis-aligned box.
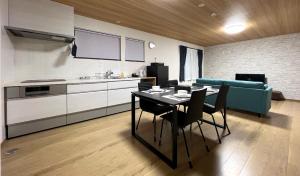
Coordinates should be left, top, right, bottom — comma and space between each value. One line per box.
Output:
75, 28, 121, 60
125, 37, 145, 62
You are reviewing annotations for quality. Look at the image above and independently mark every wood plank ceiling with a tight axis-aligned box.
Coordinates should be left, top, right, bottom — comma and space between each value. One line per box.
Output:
54, 0, 300, 46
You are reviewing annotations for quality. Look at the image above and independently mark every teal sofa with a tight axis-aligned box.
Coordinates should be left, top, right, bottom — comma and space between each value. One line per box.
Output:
195, 78, 272, 116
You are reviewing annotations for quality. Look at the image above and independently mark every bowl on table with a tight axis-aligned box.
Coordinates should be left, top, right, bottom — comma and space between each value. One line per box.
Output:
151, 86, 163, 92
177, 90, 188, 95
174, 90, 191, 98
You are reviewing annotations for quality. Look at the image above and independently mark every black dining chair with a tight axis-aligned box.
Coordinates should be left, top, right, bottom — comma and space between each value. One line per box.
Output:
167, 80, 179, 87
136, 82, 172, 142
158, 89, 209, 168
203, 85, 231, 144
175, 85, 191, 93
175, 85, 191, 113
161, 80, 180, 88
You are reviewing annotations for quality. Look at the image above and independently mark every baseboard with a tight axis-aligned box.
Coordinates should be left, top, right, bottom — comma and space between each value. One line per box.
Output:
284, 99, 300, 102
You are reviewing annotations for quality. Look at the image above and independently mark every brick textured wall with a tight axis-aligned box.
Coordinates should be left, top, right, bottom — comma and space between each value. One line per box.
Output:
204, 33, 300, 100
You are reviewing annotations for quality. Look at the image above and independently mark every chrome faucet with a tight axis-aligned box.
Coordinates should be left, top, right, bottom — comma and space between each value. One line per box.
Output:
104, 70, 113, 79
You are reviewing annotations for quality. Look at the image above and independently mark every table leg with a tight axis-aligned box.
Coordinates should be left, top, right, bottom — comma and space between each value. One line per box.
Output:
223, 108, 226, 129
224, 100, 227, 127
172, 106, 178, 168
131, 93, 136, 136
131, 94, 177, 169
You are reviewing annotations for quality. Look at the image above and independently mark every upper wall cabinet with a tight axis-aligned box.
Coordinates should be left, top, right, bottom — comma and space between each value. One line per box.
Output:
8, 0, 74, 37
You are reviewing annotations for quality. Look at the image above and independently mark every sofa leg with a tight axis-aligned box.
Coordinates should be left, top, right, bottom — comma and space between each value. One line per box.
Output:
258, 113, 262, 118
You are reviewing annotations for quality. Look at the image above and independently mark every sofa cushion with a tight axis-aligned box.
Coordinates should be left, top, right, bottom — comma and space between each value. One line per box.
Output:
223, 80, 265, 89
196, 78, 223, 86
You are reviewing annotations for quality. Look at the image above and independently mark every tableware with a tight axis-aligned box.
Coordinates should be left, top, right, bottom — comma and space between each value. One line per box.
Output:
152, 86, 160, 90
203, 86, 212, 89
178, 90, 188, 95
150, 88, 164, 92
173, 93, 191, 98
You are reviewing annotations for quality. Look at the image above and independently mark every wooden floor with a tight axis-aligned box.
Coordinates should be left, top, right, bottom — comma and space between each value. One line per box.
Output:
1, 100, 300, 176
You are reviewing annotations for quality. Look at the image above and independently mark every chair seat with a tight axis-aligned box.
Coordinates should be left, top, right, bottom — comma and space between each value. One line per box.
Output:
141, 100, 172, 115
161, 111, 188, 128
203, 103, 216, 114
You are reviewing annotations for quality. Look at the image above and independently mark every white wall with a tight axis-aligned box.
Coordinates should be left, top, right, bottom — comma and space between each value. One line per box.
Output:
1, 0, 11, 143
2, 15, 203, 83
204, 33, 300, 100
0, 1, 3, 144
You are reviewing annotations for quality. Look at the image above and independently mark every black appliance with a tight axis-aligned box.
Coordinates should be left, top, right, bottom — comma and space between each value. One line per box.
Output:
147, 63, 169, 87
235, 74, 266, 83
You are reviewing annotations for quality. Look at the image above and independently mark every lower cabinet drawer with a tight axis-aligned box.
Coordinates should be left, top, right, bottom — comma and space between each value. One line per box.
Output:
67, 83, 107, 93
107, 87, 137, 106
107, 80, 139, 89
7, 95, 67, 125
67, 91, 108, 114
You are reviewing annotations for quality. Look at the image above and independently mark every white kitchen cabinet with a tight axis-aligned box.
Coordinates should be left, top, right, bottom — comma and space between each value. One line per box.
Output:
9, 0, 74, 36
107, 88, 137, 106
67, 83, 107, 94
7, 95, 67, 125
108, 80, 139, 90
67, 91, 108, 114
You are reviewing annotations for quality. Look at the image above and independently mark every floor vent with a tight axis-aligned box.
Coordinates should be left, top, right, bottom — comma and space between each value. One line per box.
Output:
4, 148, 19, 157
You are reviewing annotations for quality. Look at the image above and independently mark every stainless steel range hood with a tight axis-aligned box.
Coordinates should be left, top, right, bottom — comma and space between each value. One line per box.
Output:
4, 26, 75, 43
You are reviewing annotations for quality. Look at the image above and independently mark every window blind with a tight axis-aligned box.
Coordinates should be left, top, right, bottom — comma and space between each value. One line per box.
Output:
75, 28, 121, 60
125, 38, 145, 62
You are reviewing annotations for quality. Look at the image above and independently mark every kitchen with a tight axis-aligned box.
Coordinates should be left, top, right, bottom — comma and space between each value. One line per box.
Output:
2, 0, 300, 175
0, 0, 202, 139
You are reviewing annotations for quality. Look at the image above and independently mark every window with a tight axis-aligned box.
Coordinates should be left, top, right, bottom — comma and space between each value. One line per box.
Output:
125, 38, 145, 62
179, 45, 203, 82
184, 48, 199, 81
74, 28, 121, 60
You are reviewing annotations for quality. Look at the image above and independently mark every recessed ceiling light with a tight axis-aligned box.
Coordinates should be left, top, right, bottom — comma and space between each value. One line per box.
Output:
224, 24, 246, 34
210, 12, 217, 17
198, 3, 205, 7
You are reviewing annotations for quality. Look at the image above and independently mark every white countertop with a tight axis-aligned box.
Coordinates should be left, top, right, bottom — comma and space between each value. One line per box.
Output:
4, 77, 141, 87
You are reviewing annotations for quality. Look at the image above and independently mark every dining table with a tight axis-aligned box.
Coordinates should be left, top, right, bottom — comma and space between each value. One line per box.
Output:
131, 86, 227, 169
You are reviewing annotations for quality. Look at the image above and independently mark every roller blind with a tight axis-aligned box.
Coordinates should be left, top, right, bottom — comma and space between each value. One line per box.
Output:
125, 38, 145, 62
75, 28, 121, 60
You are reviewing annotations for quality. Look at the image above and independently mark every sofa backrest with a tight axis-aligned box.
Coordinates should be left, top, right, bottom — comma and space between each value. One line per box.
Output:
223, 80, 265, 89
196, 78, 223, 86
196, 78, 266, 89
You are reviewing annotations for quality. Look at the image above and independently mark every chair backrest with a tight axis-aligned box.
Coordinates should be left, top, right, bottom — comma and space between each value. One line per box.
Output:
138, 82, 152, 91
138, 82, 154, 110
214, 85, 230, 111
185, 89, 207, 124
168, 80, 179, 87
175, 85, 191, 93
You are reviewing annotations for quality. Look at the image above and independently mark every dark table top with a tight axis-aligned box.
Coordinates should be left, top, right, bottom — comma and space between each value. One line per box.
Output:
132, 86, 218, 106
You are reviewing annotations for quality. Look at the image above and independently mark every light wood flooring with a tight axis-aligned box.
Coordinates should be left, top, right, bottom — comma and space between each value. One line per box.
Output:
1, 100, 300, 176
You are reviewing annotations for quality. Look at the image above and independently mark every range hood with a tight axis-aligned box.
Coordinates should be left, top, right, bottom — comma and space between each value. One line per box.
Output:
4, 26, 75, 43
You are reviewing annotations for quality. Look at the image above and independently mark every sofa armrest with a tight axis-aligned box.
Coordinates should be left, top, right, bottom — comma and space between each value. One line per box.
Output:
263, 87, 272, 113
226, 86, 272, 115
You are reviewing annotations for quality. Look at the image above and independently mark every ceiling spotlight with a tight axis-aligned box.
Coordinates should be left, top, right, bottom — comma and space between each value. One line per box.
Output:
198, 3, 205, 7
210, 12, 217, 17
224, 24, 246, 34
